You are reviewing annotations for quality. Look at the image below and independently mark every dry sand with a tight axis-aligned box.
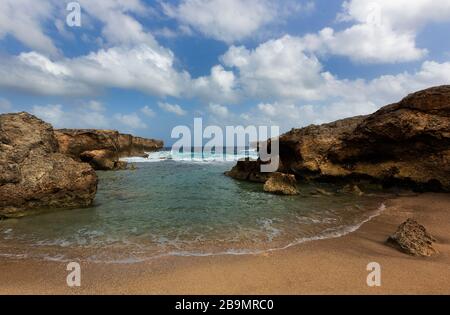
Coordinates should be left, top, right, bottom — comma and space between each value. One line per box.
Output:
0, 193, 449, 295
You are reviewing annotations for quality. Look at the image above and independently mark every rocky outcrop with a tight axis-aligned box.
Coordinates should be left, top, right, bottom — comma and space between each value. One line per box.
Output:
263, 173, 299, 195
0, 113, 98, 218
386, 219, 437, 257
55, 129, 163, 170
225, 159, 269, 183
227, 86, 450, 192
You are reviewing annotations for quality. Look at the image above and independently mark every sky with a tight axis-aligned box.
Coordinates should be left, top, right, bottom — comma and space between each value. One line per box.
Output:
1, 0, 450, 145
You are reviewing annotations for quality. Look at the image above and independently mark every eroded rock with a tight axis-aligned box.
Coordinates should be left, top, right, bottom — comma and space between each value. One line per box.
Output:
228, 86, 450, 192
263, 173, 299, 195
0, 112, 98, 218
386, 219, 437, 257
56, 129, 163, 170
225, 159, 269, 183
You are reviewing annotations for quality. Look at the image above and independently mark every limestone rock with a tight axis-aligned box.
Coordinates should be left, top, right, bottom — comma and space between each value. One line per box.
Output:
225, 159, 269, 183
229, 86, 450, 192
263, 173, 299, 195
0, 112, 98, 218
386, 219, 437, 257
56, 129, 163, 170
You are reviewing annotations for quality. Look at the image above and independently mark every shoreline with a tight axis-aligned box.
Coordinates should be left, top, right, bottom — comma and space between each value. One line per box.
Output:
0, 193, 449, 294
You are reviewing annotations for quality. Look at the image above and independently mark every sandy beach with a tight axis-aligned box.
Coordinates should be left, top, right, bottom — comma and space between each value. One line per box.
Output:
0, 193, 449, 295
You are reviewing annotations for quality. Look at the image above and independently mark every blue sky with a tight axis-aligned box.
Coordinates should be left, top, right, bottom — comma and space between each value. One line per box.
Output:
1, 0, 450, 145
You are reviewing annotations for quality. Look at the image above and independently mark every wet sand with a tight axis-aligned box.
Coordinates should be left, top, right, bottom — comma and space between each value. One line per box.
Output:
0, 193, 449, 294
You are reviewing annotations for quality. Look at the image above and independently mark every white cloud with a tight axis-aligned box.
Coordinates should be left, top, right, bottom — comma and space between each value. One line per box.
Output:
207, 103, 229, 118
85, 100, 105, 112
0, 45, 190, 97
340, 0, 450, 30
141, 105, 156, 117
304, 0, 450, 63
31, 104, 66, 127
0, 0, 59, 56
257, 103, 277, 116
78, 0, 157, 46
114, 112, 147, 129
235, 60, 450, 133
158, 102, 187, 116
303, 25, 426, 63
31, 104, 110, 129
191, 65, 238, 103
0, 0, 159, 57
221, 35, 325, 101
162, 0, 276, 43
31, 102, 147, 131
162, 0, 308, 43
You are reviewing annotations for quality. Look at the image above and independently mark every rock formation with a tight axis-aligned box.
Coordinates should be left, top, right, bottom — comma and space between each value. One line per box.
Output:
386, 219, 437, 257
227, 86, 450, 192
55, 129, 163, 170
0, 112, 98, 218
224, 159, 269, 183
263, 173, 299, 195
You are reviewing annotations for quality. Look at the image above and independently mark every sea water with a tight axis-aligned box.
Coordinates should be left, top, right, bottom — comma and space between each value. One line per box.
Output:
0, 149, 387, 263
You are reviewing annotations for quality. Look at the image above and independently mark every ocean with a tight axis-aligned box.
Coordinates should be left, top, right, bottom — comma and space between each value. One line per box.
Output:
0, 149, 387, 263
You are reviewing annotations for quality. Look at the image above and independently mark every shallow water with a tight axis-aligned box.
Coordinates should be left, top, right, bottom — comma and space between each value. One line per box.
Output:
0, 151, 387, 263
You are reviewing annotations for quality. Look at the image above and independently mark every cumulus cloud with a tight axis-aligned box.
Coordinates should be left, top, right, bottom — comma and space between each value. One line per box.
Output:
114, 112, 147, 129
235, 60, 450, 133
0, 0, 59, 56
31, 102, 147, 131
221, 35, 325, 101
0, 45, 190, 97
162, 0, 308, 43
162, 0, 275, 43
78, 0, 157, 46
303, 24, 426, 63
190, 65, 238, 103
207, 103, 229, 118
158, 102, 187, 116
31, 103, 110, 129
303, 0, 450, 63
141, 105, 156, 117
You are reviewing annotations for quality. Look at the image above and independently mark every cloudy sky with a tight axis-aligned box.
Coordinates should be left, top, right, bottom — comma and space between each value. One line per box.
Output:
1, 0, 450, 144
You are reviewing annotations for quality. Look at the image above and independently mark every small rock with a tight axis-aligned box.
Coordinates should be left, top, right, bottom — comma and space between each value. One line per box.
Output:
386, 219, 437, 257
263, 172, 299, 195
341, 184, 364, 196
114, 161, 128, 170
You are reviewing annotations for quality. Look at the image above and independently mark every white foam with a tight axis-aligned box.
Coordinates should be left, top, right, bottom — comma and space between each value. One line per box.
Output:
121, 150, 258, 163
0, 203, 386, 264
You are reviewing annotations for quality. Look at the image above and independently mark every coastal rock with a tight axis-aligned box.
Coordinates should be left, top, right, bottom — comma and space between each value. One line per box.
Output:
225, 159, 269, 183
80, 149, 116, 170
340, 184, 364, 196
55, 129, 163, 170
263, 173, 299, 195
229, 86, 450, 192
386, 219, 437, 257
0, 112, 98, 218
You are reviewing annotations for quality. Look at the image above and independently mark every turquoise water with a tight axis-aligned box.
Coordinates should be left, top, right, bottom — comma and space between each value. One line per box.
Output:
0, 151, 386, 263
